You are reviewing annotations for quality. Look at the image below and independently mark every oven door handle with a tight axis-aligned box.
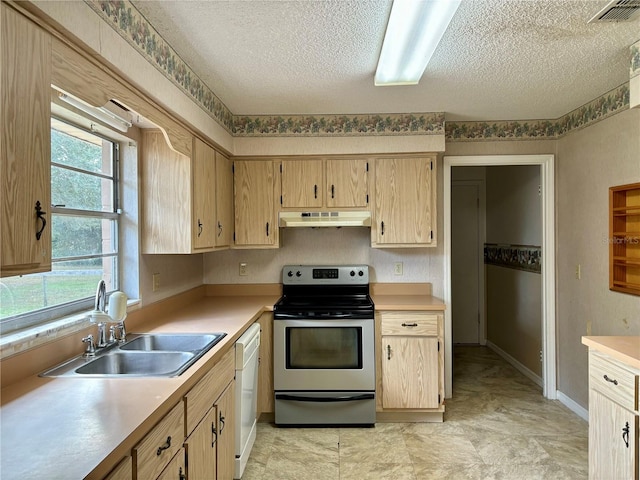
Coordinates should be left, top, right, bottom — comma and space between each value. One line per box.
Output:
275, 393, 374, 403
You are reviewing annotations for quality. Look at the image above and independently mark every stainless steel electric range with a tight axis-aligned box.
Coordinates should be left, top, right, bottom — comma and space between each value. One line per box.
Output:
273, 265, 375, 427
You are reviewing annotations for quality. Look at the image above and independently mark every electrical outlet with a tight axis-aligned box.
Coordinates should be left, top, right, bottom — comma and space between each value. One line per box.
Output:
239, 263, 248, 276
575, 264, 581, 280
394, 262, 403, 275
152, 273, 160, 292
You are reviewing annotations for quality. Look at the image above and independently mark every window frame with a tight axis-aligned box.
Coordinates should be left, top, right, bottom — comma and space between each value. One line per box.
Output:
0, 117, 122, 334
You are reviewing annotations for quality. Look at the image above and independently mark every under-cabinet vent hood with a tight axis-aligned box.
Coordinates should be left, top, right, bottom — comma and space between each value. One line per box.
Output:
279, 211, 372, 228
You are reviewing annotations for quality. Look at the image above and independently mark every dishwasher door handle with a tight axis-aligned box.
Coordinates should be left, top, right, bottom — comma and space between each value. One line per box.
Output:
275, 393, 374, 403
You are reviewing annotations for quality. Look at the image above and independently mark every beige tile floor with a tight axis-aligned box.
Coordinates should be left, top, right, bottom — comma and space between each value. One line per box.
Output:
241, 346, 588, 479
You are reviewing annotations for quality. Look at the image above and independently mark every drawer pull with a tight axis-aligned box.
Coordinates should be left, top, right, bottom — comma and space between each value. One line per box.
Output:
401, 322, 418, 327
603, 374, 619, 385
156, 436, 171, 456
622, 422, 630, 448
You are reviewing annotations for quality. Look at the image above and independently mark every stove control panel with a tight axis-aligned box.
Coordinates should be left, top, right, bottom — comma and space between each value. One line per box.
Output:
282, 265, 369, 285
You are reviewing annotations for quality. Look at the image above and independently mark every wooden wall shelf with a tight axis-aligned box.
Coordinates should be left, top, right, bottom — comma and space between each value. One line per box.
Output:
609, 182, 640, 296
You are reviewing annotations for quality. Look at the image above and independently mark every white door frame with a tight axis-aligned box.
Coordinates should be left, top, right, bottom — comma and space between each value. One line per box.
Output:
443, 155, 556, 400
451, 179, 486, 346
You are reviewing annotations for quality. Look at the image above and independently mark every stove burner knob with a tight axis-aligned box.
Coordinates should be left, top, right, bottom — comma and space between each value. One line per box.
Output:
287, 271, 293, 277
350, 270, 355, 277
296, 271, 302, 277
358, 270, 364, 276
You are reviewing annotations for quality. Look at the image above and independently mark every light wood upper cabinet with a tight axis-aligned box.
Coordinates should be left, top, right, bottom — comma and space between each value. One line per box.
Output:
142, 132, 227, 254
373, 156, 436, 247
233, 160, 279, 247
280, 158, 369, 210
214, 151, 233, 248
326, 159, 368, 208
192, 137, 216, 250
281, 159, 323, 208
1, 4, 52, 277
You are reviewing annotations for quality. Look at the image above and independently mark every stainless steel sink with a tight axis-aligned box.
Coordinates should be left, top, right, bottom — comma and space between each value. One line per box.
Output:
40, 332, 227, 377
74, 351, 196, 376
119, 333, 225, 352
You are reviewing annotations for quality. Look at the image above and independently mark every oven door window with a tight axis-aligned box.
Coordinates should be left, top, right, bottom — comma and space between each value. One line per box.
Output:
286, 326, 363, 369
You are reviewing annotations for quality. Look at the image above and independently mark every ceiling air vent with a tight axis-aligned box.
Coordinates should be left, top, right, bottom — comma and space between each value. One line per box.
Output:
588, 0, 640, 22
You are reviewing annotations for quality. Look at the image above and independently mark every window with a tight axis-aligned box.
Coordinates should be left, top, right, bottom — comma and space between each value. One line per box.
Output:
0, 119, 120, 334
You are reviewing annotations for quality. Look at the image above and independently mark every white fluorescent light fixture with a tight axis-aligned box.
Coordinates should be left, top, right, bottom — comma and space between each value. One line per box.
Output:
58, 93, 132, 132
375, 0, 461, 86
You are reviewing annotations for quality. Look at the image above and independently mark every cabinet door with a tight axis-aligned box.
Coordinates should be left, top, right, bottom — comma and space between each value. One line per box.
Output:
382, 336, 439, 409
156, 448, 186, 480
141, 130, 192, 253
326, 159, 368, 208
1, 5, 52, 276
185, 406, 217, 480
374, 157, 434, 246
589, 389, 637, 480
192, 137, 215, 250
234, 160, 277, 246
214, 151, 233, 248
281, 159, 323, 208
215, 382, 236, 480
104, 456, 132, 480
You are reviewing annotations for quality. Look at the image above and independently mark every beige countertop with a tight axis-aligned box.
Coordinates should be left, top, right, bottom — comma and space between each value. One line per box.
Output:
0, 294, 278, 480
582, 336, 640, 370
0, 286, 442, 479
372, 294, 445, 311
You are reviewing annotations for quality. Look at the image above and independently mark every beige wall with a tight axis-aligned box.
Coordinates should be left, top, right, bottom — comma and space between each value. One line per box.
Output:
556, 108, 640, 408
485, 165, 542, 377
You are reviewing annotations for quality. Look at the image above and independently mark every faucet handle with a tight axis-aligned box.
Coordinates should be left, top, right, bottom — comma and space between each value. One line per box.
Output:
82, 334, 96, 357
116, 322, 127, 343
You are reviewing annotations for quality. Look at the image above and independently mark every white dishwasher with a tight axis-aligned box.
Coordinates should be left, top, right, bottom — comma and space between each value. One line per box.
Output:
234, 323, 260, 479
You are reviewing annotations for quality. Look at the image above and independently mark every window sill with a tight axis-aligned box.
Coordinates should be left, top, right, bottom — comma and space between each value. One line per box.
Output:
0, 299, 140, 360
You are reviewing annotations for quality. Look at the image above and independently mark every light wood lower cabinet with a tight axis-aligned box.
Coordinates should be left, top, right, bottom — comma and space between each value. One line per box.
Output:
257, 312, 274, 416
103, 456, 132, 480
183, 347, 235, 480
377, 311, 444, 417
132, 402, 185, 480
156, 448, 186, 480
587, 350, 639, 479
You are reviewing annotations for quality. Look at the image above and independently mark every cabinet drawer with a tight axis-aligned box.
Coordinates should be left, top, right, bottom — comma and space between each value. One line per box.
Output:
184, 347, 235, 435
133, 402, 184, 480
380, 311, 439, 336
589, 352, 638, 411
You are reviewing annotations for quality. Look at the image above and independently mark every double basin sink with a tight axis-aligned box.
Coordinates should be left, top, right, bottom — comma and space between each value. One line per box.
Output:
41, 333, 226, 377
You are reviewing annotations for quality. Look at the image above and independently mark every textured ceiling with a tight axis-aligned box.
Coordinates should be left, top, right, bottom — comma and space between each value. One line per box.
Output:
131, 0, 640, 121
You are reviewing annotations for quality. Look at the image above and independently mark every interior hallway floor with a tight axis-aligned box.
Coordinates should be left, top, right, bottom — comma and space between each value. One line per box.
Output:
241, 346, 588, 479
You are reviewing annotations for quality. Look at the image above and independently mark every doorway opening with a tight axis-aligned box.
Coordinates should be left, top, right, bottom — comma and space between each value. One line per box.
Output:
443, 155, 556, 400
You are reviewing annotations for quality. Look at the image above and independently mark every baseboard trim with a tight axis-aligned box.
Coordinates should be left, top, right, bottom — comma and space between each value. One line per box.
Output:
556, 390, 589, 422
486, 340, 543, 388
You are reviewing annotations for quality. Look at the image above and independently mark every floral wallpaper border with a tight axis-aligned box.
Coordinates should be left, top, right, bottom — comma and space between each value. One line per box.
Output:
632, 40, 640, 79
484, 244, 541, 274
87, 0, 630, 141
446, 83, 629, 142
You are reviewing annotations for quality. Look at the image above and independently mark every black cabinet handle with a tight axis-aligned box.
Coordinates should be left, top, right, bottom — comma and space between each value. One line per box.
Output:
266, 222, 270, 237
401, 322, 418, 327
314, 184, 318, 199
211, 421, 217, 447
179, 466, 186, 480
603, 374, 618, 385
197, 219, 203, 237
387, 345, 391, 360
156, 436, 171, 456
622, 422, 630, 448
219, 412, 226, 434
35, 201, 47, 240
381, 221, 385, 235
331, 185, 335, 198
217, 221, 223, 237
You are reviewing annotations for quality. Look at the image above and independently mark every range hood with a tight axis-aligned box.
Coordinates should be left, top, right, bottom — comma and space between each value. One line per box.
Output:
279, 211, 372, 228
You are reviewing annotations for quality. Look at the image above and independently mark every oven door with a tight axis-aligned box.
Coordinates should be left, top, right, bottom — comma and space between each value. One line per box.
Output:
273, 317, 375, 392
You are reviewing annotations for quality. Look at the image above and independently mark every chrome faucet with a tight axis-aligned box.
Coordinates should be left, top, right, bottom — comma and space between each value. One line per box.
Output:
94, 280, 107, 313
